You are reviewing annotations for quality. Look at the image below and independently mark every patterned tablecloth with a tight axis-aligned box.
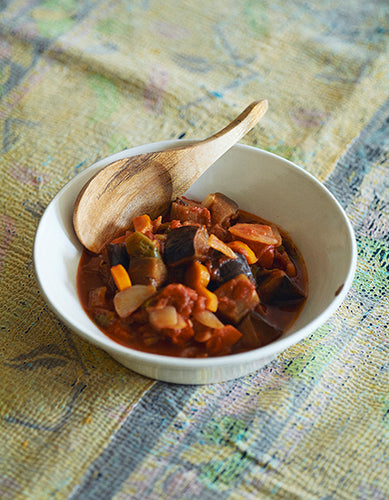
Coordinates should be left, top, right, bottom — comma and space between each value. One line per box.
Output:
1, 1, 388, 499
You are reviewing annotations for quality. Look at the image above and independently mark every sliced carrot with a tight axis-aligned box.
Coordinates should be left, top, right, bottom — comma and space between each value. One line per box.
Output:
185, 261, 218, 312
227, 240, 258, 264
110, 234, 127, 244
199, 286, 218, 312
133, 214, 153, 234
208, 234, 237, 259
152, 215, 163, 232
193, 309, 224, 329
185, 260, 210, 288
110, 264, 132, 291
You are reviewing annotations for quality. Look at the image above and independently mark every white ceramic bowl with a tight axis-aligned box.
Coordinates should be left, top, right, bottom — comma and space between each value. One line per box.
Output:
34, 141, 357, 384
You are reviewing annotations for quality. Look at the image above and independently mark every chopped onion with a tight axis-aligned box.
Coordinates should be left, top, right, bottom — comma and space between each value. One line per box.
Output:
194, 330, 212, 342
149, 307, 188, 330
208, 234, 237, 258
113, 285, 156, 318
201, 193, 215, 208
174, 314, 187, 330
193, 310, 224, 329
149, 306, 178, 329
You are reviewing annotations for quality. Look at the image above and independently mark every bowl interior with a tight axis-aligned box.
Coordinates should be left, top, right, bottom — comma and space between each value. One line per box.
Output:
186, 146, 356, 338
34, 142, 356, 368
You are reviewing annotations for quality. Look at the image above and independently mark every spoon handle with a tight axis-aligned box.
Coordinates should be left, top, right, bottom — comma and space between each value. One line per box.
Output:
169, 100, 268, 189
199, 99, 268, 153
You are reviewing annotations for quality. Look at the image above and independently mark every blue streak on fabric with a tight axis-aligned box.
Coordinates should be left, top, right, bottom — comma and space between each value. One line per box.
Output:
74, 160, 88, 172
324, 98, 389, 209
68, 382, 197, 500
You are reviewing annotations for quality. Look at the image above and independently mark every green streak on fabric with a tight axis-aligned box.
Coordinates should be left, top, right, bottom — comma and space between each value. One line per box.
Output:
87, 74, 121, 123
198, 416, 251, 487
36, 18, 75, 38
108, 132, 129, 154
97, 18, 130, 36
379, 395, 389, 433
42, 0, 76, 9
34, 0, 77, 38
355, 236, 389, 297
283, 324, 338, 380
204, 415, 248, 446
244, 0, 269, 37
200, 452, 252, 490
266, 143, 305, 164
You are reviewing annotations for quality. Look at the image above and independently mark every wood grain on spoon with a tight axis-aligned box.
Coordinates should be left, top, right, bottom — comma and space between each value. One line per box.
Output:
73, 99, 268, 253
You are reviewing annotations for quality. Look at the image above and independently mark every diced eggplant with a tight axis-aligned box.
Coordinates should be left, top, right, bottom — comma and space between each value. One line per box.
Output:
258, 269, 306, 306
105, 242, 129, 269
220, 253, 254, 282
215, 274, 260, 324
170, 197, 211, 226
94, 310, 116, 328
125, 232, 166, 286
238, 311, 283, 348
210, 253, 254, 289
166, 263, 187, 285
88, 286, 107, 308
129, 256, 167, 287
252, 267, 272, 285
126, 232, 160, 258
202, 192, 238, 226
164, 226, 209, 266
273, 246, 296, 277
209, 223, 229, 241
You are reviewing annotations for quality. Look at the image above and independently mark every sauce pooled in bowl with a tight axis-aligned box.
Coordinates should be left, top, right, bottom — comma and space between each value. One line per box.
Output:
77, 193, 308, 357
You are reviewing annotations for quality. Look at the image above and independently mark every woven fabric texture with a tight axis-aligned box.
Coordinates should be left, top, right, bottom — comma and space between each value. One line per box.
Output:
0, 1, 388, 499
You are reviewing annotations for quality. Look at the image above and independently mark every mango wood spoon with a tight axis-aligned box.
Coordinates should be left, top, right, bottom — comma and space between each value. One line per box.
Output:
73, 99, 268, 253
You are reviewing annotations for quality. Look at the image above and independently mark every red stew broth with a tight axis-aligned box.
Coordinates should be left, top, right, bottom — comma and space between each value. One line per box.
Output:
77, 199, 308, 357
237, 209, 307, 330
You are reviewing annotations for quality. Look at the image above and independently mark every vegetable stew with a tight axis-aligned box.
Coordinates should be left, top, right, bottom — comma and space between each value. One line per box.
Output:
77, 193, 308, 357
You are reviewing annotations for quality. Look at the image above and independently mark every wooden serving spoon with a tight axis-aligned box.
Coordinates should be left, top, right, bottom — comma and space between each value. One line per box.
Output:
73, 99, 268, 253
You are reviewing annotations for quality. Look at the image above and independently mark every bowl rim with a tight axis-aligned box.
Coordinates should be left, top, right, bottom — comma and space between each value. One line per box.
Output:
33, 141, 357, 370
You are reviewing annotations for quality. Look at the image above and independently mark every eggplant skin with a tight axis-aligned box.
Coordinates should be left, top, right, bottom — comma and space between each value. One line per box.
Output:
205, 192, 238, 226
170, 197, 211, 226
214, 274, 260, 324
210, 253, 254, 289
129, 256, 167, 287
238, 311, 283, 348
220, 253, 253, 282
258, 269, 306, 306
164, 226, 209, 266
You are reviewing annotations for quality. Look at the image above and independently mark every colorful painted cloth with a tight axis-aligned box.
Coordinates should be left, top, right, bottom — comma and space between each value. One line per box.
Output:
0, 1, 388, 498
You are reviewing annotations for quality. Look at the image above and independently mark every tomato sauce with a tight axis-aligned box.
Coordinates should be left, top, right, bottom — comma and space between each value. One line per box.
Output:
77, 193, 308, 357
